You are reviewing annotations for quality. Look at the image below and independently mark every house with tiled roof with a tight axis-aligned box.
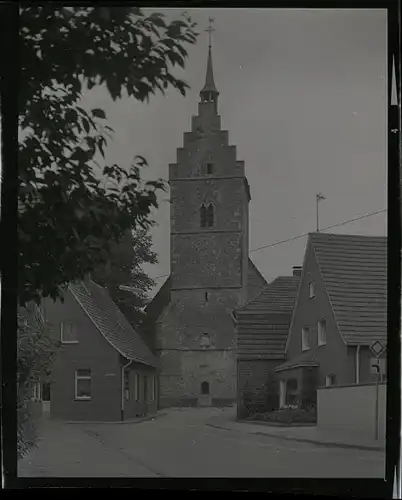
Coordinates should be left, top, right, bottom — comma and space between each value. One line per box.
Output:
41, 278, 158, 421
234, 270, 301, 418
275, 232, 387, 410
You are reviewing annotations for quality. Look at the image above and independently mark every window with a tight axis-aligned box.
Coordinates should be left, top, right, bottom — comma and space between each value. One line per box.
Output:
325, 374, 336, 387
302, 327, 310, 351
200, 204, 207, 228
200, 333, 211, 348
205, 291, 209, 302
286, 378, 299, 406
206, 203, 214, 227
309, 282, 315, 298
75, 369, 91, 400
200, 203, 214, 228
201, 381, 210, 395
206, 162, 214, 175
124, 370, 130, 401
61, 322, 78, 344
318, 319, 327, 346
134, 373, 140, 402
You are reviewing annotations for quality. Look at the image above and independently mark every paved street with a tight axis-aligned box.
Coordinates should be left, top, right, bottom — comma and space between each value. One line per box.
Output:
18, 407, 385, 478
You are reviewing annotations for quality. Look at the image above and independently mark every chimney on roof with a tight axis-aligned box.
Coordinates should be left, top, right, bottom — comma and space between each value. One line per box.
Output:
293, 266, 302, 277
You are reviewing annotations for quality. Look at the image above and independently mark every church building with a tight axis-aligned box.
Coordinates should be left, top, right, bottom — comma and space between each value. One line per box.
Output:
146, 35, 267, 408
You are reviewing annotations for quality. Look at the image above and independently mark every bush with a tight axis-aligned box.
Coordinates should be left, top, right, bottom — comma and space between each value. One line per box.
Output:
247, 407, 317, 425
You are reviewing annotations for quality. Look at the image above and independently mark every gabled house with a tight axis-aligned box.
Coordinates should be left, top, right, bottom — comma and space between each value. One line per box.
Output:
234, 271, 301, 417
42, 278, 158, 421
275, 233, 387, 409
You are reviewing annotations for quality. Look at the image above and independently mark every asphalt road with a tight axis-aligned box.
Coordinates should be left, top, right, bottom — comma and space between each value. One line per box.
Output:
18, 407, 385, 478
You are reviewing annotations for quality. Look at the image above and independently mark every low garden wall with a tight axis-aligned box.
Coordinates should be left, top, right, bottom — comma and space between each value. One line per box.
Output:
317, 382, 386, 440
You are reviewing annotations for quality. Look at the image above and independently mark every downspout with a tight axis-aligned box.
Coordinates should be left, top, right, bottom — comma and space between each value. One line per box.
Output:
356, 345, 361, 384
121, 358, 133, 421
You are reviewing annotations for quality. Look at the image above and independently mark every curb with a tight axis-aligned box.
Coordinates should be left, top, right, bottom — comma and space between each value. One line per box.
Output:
206, 422, 385, 453
64, 412, 167, 425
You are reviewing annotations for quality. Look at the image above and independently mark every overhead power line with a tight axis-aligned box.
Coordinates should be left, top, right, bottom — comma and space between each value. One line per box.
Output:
151, 208, 387, 280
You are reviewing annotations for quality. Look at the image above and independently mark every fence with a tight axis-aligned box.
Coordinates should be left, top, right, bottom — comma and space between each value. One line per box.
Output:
317, 382, 386, 441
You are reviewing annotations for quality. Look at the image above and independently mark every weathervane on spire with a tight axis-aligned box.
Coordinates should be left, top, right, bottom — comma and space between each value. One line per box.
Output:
205, 17, 215, 49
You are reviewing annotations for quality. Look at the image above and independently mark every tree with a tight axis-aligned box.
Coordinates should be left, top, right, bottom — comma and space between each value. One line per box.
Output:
19, 6, 197, 307
17, 305, 59, 459
92, 227, 157, 329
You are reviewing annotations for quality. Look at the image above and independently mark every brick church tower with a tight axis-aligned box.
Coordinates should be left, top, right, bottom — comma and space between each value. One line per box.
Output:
149, 30, 266, 408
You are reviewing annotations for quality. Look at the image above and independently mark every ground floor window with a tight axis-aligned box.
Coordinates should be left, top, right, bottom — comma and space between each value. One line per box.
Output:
75, 369, 91, 400
325, 373, 336, 387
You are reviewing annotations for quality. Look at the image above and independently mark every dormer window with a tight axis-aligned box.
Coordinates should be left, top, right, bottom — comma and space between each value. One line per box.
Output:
206, 162, 214, 175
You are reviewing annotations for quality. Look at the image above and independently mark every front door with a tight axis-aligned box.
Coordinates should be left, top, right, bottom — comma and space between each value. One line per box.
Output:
198, 381, 211, 407
42, 382, 51, 417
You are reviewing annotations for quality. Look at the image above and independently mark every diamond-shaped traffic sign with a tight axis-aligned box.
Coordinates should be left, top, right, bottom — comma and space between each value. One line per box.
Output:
370, 340, 386, 358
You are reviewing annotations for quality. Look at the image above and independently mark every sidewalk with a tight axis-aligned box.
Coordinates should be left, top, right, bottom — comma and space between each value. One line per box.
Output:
206, 413, 385, 452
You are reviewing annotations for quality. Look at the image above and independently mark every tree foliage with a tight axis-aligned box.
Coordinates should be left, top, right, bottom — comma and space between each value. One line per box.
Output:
19, 6, 197, 307
17, 305, 59, 459
92, 227, 157, 328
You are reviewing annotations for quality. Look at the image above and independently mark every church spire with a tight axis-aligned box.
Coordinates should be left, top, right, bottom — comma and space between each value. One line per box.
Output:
199, 17, 219, 106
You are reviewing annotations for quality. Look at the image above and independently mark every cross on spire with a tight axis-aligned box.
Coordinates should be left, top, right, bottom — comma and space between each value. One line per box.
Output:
205, 17, 215, 49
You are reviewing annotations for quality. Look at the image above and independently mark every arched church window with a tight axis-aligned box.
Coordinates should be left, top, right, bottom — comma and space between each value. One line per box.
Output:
206, 203, 214, 227
201, 381, 210, 395
200, 204, 207, 228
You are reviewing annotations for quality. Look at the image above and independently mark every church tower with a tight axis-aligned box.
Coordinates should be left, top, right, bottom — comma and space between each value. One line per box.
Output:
155, 22, 251, 407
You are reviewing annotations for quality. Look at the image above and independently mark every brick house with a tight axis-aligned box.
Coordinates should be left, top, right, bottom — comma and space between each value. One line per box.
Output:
275, 232, 387, 409
234, 271, 300, 418
42, 278, 158, 421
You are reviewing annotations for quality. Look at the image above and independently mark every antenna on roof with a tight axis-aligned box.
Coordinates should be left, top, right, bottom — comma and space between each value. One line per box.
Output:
316, 193, 326, 232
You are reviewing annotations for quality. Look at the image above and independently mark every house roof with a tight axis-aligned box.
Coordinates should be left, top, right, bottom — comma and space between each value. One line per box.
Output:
310, 232, 387, 345
69, 280, 157, 368
236, 276, 300, 360
146, 258, 268, 324
274, 350, 319, 372
236, 276, 300, 315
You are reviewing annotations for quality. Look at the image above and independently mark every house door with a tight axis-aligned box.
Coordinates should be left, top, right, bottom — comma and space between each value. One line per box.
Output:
279, 380, 286, 408
42, 382, 51, 417
198, 381, 211, 407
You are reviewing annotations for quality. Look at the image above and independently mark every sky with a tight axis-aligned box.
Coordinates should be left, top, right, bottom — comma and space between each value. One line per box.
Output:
80, 8, 387, 296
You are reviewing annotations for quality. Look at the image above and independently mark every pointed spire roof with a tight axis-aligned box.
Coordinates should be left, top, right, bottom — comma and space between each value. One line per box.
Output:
200, 45, 219, 95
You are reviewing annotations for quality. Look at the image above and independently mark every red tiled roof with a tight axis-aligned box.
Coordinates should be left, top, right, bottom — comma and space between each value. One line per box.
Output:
69, 280, 156, 368
310, 232, 387, 345
236, 276, 300, 360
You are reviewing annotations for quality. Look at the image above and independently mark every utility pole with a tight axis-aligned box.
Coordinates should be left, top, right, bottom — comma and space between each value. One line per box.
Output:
316, 193, 326, 231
